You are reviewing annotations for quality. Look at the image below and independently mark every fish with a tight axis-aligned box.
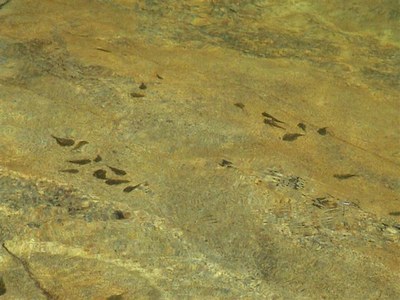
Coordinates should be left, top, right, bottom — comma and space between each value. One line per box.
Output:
105, 179, 130, 185
282, 133, 304, 141
297, 123, 306, 131
333, 174, 358, 180
72, 141, 89, 151
317, 127, 328, 135
95, 47, 111, 53
130, 92, 145, 98
51, 135, 75, 147
123, 184, 141, 193
67, 159, 91, 165
264, 119, 285, 130
113, 210, 130, 219
219, 159, 233, 167
108, 166, 127, 176
261, 112, 285, 123
93, 169, 107, 179
94, 155, 102, 162
139, 82, 147, 90
234, 102, 245, 109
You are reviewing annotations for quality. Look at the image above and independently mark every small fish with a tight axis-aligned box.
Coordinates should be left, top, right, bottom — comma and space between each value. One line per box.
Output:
105, 179, 130, 185
108, 166, 127, 176
234, 102, 245, 109
72, 141, 89, 151
264, 119, 285, 130
333, 174, 358, 180
156, 74, 163, 80
297, 123, 306, 131
282, 133, 304, 141
67, 159, 91, 165
261, 112, 285, 123
59, 169, 79, 174
317, 127, 328, 135
93, 169, 107, 179
95, 47, 111, 53
139, 82, 147, 90
123, 184, 141, 193
130, 92, 145, 98
389, 211, 400, 216
51, 135, 75, 147
219, 159, 233, 167
94, 155, 102, 162
113, 210, 130, 220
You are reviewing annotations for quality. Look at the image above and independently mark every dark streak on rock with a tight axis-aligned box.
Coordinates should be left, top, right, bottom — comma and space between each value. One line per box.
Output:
0, 276, 5, 296
0, 0, 11, 10
2, 243, 54, 299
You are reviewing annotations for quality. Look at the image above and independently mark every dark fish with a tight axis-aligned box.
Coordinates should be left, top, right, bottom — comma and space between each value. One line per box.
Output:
317, 127, 328, 135
72, 141, 89, 151
261, 112, 285, 123
59, 169, 79, 174
108, 166, 127, 176
105, 179, 130, 185
264, 119, 285, 130
333, 174, 358, 180
67, 159, 91, 165
51, 135, 75, 147
389, 211, 400, 216
113, 210, 130, 220
93, 169, 107, 179
139, 82, 147, 90
297, 123, 306, 131
282, 133, 304, 141
219, 159, 233, 167
130, 92, 145, 98
107, 294, 125, 300
234, 102, 245, 109
156, 74, 163, 79
94, 155, 102, 162
123, 184, 141, 193
95, 47, 111, 53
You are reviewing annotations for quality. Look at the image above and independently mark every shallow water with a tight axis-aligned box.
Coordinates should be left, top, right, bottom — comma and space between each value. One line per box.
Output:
0, 1, 399, 299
